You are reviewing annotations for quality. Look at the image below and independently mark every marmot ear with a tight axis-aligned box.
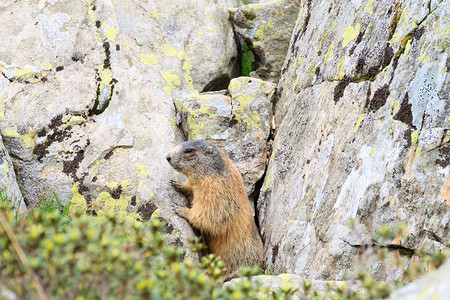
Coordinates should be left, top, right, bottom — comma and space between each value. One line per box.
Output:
206, 146, 214, 154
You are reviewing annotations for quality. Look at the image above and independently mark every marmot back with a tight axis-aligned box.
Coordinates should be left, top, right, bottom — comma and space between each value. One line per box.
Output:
166, 140, 264, 273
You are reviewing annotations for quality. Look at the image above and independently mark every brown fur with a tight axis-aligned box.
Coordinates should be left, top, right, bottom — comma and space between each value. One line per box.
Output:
166, 140, 263, 273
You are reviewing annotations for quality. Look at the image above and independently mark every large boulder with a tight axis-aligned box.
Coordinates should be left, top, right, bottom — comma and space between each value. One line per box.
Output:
0, 0, 242, 252
387, 259, 450, 300
259, 0, 449, 279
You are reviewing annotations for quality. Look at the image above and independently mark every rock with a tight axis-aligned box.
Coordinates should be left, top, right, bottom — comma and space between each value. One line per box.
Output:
175, 77, 276, 195
388, 259, 450, 300
0, 135, 26, 214
230, 0, 301, 82
0, 0, 243, 255
0, 283, 16, 300
259, 0, 449, 280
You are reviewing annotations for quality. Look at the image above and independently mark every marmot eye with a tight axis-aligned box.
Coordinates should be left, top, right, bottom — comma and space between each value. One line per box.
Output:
185, 148, 194, 154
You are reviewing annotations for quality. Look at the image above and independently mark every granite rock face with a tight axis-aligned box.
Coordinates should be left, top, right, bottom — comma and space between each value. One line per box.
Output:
259, 0, 449, 279
230, 0, 301, 82
0, 0, 243, 252
387, 259, 450, 300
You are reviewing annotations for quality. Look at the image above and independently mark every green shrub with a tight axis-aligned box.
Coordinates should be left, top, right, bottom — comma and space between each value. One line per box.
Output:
241, 43, 254, 76
0, 201, 293, 299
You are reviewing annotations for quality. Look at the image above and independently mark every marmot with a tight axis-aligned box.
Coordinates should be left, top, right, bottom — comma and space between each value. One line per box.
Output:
166, 140, 264, 273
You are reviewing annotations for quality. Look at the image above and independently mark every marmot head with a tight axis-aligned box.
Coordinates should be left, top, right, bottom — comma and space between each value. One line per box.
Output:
166, 140, 226, 177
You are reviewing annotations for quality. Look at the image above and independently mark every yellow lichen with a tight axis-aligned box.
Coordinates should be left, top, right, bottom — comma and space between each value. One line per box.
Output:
162, 72, 180, 89
182, 60, 194, 89
93, 192, 141, 224
335, 56, 346, 80
393, 101, 400, 113
150, 208, 160, 219
279, 274, 294, 290
354, 114, 367, 132
140, 53, 159, 66
100, 68, 113, 85
121, 179, 131, 189
70, 182, 87, 215
255, 23, 266, 40
403, 39, 412, 57
3, 129, 35, 148
135, 162, 152, 177
161, 44, 178, 57
411, 130, 420, 145
163, 86, 172, 95
416, 145, 422, 158
108, 182, 118, 190
41, 61, 53, 71
363, 0, 373, 14
105, 27, 118, 41
292, 76, 299, 92
325, 43, 334, 63
342, 23, 361, 47
151, 10, 159, 19
13, 68, 34, 79
88, 7, 96, 23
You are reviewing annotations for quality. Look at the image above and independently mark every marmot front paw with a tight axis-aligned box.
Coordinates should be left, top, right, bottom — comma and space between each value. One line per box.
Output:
171, 202, 187, 219
170, 179, 182, 190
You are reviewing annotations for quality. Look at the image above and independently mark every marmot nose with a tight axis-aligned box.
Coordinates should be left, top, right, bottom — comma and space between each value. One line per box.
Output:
166, 155, 171, 162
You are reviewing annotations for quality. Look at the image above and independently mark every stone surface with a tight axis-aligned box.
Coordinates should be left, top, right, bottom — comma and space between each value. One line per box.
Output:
0, 0, 243, 254
175, 77, 275, 194
230, 0, 300, 83
0, 135, 26, 214
0, 283, 16, 300
259, 0, 449, 280
388, 259, 450, 300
